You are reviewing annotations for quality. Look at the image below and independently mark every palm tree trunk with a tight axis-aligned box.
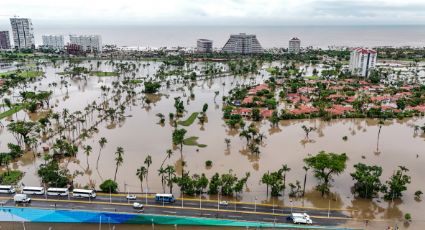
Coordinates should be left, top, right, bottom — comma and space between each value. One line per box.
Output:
180, 144, 184, 177
303, 173, 307, 197
96, 149, 102, 169
114, 165, 118, 182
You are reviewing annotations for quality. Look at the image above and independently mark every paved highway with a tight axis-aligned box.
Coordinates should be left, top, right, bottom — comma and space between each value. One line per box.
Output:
0, 193, 354, 227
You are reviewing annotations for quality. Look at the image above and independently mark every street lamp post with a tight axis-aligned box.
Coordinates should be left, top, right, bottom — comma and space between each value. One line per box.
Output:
328, 199, 330, 218
290, 199, 293, 213
254, 197, 257, 212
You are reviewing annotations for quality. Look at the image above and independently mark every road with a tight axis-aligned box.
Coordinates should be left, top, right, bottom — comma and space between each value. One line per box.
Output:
0, 193, 354, 227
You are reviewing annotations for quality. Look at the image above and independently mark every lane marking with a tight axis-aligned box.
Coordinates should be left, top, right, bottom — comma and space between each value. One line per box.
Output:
163, 211, 177, 214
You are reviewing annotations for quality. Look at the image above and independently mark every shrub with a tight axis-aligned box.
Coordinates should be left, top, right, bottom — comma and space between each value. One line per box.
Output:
205, 160, 213, 167
99, 179, 118, 193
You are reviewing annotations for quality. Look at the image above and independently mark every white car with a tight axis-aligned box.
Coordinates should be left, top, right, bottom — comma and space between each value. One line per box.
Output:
219, 201, 229, 206
126, 194, 137, 200
133, 202, 144, 209
288, 213, 313, 225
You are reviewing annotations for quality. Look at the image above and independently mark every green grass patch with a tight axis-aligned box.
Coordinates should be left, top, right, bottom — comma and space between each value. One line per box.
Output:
178, 112, 199, 126
125, 79, 143, 84
0, 170, 24, 185
90, 71, 119, 77
183, 136, 207, 148
0, 70, 44, 78
0, 104, 24, 120
305, 75, 319, 80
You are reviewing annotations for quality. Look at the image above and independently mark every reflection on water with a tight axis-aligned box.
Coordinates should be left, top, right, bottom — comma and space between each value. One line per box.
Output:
1, 61, 425, 225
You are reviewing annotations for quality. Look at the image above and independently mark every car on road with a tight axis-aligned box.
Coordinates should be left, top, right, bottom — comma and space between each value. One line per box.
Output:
133, 202, 144, 209
126, 194, 137, 200
14, 194, 31, 203
287, 213, 313, 225
219, 201, 229, 206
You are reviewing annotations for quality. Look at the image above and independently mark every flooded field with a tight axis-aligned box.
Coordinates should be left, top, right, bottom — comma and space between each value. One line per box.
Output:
1, 60, 425, 228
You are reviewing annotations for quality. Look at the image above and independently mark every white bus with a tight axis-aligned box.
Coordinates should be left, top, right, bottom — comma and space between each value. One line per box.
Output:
47, 187, 69, 196
22, 186, 45, 195
72, 189, 96, 198
0, 185, 15, 194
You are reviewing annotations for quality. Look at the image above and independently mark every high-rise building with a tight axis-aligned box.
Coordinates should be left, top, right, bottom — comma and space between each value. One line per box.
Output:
42, 35, 64, 50
222, 33, 263, 54
69, 35, 102, 52
10, 17, 35, 49
349, 48, 377, 77
0, 31, 11, 50
196, 39, 213, 53
288, 37, 301, 53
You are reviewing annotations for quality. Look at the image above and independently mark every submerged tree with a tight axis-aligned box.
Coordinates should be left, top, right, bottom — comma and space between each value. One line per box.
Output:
172, 128, 187, 176
350, 163, 384, 199
383, 166, 411, 201
304, 151, 348, 196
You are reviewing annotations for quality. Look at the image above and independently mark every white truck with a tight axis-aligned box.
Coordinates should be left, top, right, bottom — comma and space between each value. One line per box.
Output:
14, 194, 31, 203
288, 213, 313, 224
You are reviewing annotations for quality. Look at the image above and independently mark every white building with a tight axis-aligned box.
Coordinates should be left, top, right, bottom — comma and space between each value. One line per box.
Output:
349, 48, 377, 77
69, 35, 102, 52
288, 37, 301, 53
10, 17, 34, 49
222, 33, 263, 54
196, 39, 213, 53
42, 35, 64, 50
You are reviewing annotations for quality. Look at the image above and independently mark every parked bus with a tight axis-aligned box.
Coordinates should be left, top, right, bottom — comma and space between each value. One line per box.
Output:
155, 194, 175, 203
72, 189, 96, 198
22, 186, 45, 195
0, 185, 15, 194
47, 187, 69, 196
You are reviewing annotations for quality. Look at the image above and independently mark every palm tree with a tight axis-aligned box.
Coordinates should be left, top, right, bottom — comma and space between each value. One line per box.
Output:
83, 145, 92, 169
144, 155, 152, 192
224, 138, 231, 148
172, 128, 187, 176
164, 165, 176, 194
114, 147, 124, 182
280, 164, 291, 191
239, 130, 251, 145
96, 137, 107, 169
302, 166, 309, 197
158, 167, 166, 193
160, 149, 173, 169
136, 166, 147, 193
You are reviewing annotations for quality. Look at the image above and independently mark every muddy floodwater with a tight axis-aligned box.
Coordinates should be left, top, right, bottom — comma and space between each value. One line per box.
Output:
1, 61, 425, 228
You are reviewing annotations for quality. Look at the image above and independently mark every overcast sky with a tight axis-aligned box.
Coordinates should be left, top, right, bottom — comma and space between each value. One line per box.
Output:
1, 0, 425, 26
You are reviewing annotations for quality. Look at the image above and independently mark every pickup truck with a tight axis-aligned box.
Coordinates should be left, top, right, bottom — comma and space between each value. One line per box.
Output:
14, 194, 31, 203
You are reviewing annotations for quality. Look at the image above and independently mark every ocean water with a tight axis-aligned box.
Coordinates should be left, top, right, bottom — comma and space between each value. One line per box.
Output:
12, 25, 425, 48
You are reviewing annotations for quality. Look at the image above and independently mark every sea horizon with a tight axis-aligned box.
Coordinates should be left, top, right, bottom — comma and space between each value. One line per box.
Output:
1, 24, 425, 49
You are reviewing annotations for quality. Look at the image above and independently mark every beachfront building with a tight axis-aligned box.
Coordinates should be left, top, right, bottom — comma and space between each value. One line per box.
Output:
288, 37, 301, 53
10, 17, 35, 49
69, 35, 102, 52
42, 35, 64, 50
222, 33, 263, 54
0, 31, 11, 50
196, 39, 213, 53
349, 48, 377, 77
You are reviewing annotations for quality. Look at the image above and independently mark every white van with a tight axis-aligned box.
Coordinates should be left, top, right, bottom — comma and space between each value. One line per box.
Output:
47, 187, 69, 196
72, 189, 96, 198
0, 185, 16, 194
22, 186, 45, 195
14, 194, 31, 203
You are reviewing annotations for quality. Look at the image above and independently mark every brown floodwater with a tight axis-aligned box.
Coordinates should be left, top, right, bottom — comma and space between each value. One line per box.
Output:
1, 61, 425, 228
